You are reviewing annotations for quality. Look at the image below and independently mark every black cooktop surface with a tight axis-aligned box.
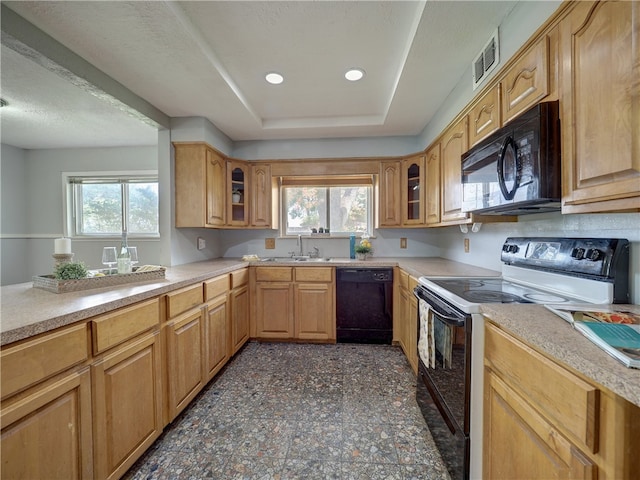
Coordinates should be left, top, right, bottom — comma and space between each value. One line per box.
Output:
428, 278, 575, 304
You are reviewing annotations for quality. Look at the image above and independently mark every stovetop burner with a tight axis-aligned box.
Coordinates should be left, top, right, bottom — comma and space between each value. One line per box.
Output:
427, 277, 575, 305
463, 290, 531, 304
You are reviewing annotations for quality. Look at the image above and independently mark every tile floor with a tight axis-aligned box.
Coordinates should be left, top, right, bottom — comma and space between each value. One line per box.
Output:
123, 342, 450, 480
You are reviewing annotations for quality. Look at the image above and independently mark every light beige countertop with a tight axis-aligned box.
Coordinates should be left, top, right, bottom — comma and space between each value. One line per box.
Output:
0, 256, 499, 346
3, 256, 638, 408
482, 304, 640, 408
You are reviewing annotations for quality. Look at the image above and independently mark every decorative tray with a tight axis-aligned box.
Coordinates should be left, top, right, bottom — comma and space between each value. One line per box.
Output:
33, 267, 166, 294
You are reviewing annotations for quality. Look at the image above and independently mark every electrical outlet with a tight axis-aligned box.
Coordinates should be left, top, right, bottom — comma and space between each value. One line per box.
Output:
400, 238, 407, 249
464, 238, 470, 253
265, 237, 276, 249
197, 237, 206, 250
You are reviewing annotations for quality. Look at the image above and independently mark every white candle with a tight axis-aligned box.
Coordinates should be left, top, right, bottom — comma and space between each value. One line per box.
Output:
54, 237, 71, 254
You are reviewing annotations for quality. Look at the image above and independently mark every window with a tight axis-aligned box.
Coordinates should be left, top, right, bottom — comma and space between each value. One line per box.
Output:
282, 176, 373, 236
66, 173, 159, 237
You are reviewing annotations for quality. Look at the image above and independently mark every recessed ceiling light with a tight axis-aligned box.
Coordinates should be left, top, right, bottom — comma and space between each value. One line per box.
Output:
345, 68, 365, 82
265, 72, 284, 85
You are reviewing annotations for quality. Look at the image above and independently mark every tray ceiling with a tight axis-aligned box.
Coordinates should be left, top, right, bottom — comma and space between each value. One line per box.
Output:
1, 1, 517, 149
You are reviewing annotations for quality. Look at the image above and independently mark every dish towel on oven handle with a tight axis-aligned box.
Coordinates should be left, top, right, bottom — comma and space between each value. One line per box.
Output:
418, 298, 436, 368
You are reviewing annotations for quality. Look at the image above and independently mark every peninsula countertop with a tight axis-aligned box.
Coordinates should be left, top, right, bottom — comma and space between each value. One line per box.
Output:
0, 256, 499, 346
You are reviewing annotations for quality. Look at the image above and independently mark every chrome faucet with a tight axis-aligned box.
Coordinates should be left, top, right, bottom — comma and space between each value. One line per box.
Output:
297, 234, 303, 256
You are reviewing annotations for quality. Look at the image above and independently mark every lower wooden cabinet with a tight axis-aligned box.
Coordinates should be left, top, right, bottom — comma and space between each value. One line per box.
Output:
1, 367, 93, 480
166, 309, 205, 421
0, 270, 251, 480
230, 269, 250, 354
484, 321, 640, 479
205, 295, 229, 381
256, 281, 295, 338
164, 285, 206, 422
295, 283, 333, 340
253, 266, 335, 341
485, 369, 596, 479
92, 331, 163, 480
395, 269, 418, 373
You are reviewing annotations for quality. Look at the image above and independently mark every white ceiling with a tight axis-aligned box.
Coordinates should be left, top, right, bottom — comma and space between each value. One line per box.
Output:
1, 1, 517, 149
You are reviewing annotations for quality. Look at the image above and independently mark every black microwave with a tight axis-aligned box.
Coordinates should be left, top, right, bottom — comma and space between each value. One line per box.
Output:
461, 101, 561, 215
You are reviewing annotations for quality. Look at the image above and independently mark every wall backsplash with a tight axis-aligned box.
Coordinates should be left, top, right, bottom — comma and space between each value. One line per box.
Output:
432, 211, 640, 304
216, 211, 639, 304
218, 228, 442, 260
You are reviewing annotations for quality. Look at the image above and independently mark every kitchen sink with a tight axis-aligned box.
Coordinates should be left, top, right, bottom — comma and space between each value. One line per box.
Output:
260, 256, 332, 262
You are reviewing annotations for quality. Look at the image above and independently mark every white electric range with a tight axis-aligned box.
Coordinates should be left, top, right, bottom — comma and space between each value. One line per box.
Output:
413, 237, 630, 480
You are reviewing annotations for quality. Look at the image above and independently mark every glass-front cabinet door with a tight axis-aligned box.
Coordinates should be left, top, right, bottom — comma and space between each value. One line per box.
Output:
402, 154, 425, 225
227, 161, 249, 226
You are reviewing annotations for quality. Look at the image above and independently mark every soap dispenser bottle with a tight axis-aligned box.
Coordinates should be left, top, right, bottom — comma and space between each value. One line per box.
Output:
349, 233, 356, 259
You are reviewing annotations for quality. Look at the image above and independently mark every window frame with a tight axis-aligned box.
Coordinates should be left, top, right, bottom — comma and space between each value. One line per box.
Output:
279, 175, 374, 237
63, 170, 159, 239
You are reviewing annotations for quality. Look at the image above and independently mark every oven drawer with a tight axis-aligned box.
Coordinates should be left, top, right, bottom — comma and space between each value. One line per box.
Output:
484, 323, 599, 453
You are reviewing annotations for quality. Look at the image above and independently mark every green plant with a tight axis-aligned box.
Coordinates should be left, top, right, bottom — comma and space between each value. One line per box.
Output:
355, 238, 372, 254
354, 244, 371, 254
54, 262, 88, 280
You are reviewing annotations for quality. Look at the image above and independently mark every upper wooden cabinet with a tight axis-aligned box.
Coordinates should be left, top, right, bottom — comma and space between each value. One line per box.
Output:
501, 36, 550, 124
425, 143, 441, 226
401, 154, 425, 226
378, 160, 402, 227
227, 160, 249, 227
469, 84, 501, 147
440, 116, 470, 224
560, 0, 640, 213
250, 163, 277, 228
175, 143, 278, 228
206, 150, 226, 226
174, 143, 226, 228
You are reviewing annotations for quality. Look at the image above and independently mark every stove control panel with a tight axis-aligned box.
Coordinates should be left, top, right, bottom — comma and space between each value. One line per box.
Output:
502, 243, 520, 254
501, 237, 629, 280
570, 247, 603, 261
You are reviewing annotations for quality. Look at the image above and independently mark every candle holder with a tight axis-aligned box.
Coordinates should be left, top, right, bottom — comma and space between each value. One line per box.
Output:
53, 253, 74, 269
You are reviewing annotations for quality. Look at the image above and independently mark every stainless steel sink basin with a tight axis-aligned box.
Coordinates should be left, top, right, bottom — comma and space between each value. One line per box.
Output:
260, 257, 331, 262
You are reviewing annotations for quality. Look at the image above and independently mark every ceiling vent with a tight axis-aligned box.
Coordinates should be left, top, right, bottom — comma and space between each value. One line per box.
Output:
472, 29, 499, 90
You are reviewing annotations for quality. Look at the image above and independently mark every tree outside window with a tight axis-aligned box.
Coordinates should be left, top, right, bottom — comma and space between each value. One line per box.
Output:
70, 176, 159, 236
284, 185, 371, 235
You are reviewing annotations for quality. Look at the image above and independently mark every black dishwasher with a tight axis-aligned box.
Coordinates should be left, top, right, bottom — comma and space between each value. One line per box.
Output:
336, 268, 393, 344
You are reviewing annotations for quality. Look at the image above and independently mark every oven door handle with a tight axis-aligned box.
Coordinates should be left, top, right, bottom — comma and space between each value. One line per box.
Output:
429, 308, 466, 328
414, 288, 466, 327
